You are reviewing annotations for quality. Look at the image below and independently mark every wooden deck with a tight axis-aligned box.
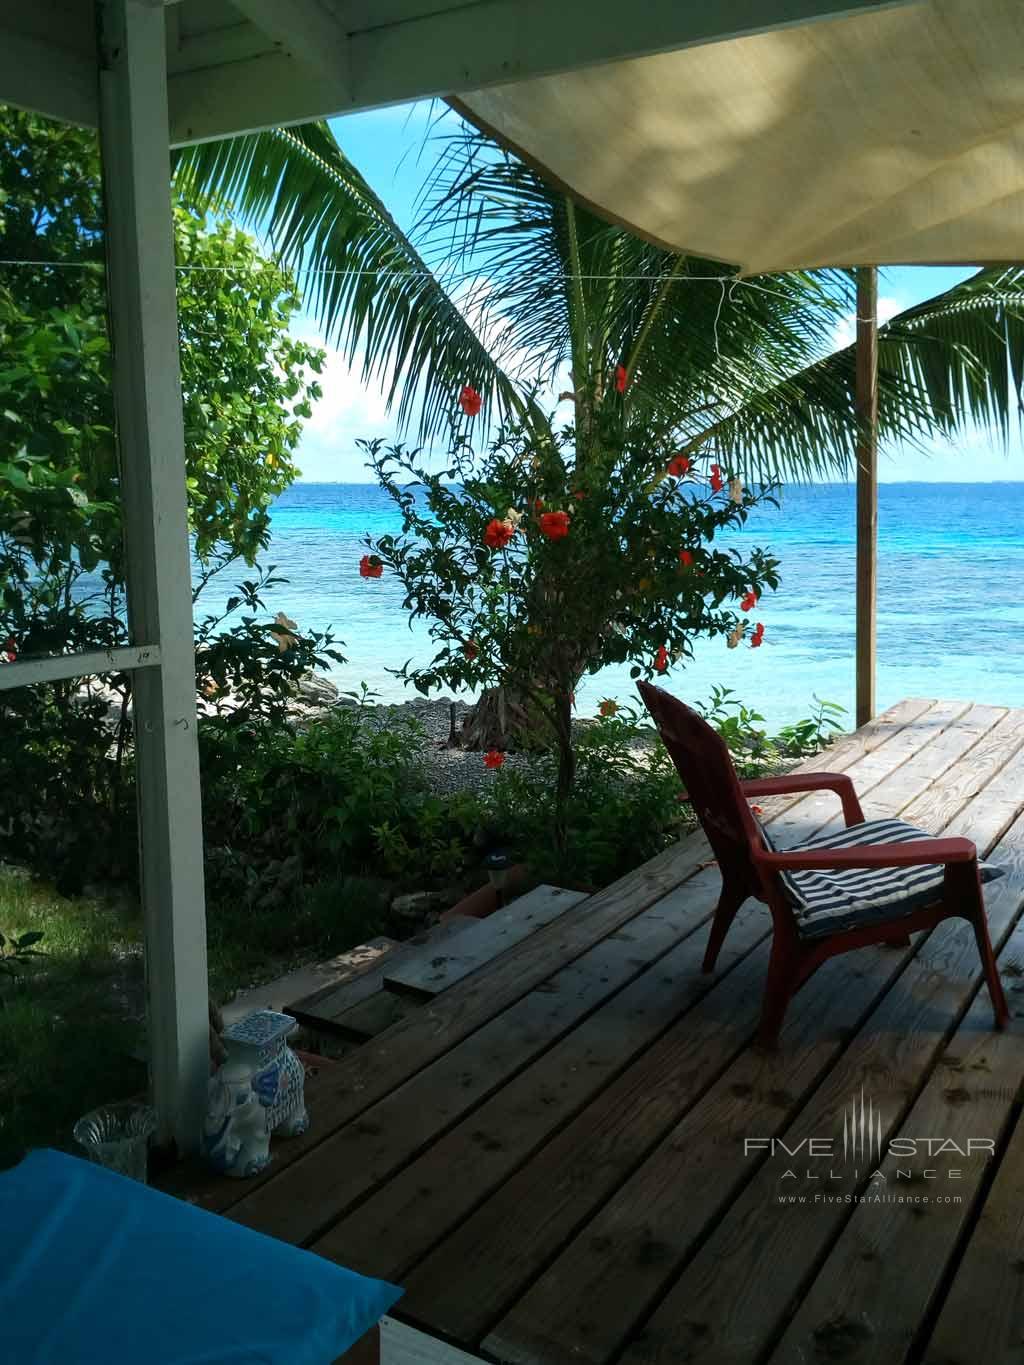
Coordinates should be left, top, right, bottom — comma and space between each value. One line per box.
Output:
164, 697, 1024, 1365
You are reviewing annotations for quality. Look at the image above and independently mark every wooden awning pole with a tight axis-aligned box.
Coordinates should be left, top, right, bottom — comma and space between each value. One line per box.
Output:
855, 266, 878, 728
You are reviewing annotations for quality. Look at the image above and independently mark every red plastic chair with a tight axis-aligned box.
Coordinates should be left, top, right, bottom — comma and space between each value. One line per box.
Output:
637, 681, 1009, 1045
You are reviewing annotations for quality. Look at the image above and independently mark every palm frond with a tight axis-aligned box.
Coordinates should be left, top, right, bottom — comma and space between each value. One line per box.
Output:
176, 118, 1024, 483
700, 267, 1024, 480
172, 122, 519, 441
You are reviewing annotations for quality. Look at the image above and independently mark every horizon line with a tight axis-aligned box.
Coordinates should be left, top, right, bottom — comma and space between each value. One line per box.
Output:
289, 476, 1024, 487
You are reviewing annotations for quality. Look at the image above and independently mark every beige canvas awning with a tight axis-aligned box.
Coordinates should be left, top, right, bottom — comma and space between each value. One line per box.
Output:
458, 0, 1024, 274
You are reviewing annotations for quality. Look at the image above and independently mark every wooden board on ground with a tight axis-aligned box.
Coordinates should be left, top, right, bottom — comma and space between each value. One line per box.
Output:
327, 988, 423, 1042
383, 885, 587, 999
287, 915, 478, 1031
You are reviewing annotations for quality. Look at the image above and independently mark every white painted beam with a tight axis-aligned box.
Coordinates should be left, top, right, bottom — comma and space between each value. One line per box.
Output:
349, 0, 920, 109
97, 0, 211, 1154
0, 646, 160, 692
231, 0, 349, 79
0, 25, 98, 127
169, 50, 344, 143
168, 0, 918, 143
165, 21, 273, 76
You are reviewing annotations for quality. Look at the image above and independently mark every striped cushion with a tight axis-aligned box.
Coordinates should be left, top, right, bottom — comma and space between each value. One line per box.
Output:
778, 818, 1003, 939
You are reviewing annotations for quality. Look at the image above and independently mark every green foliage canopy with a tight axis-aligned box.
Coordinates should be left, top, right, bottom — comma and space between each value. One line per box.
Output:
0, 106, 324, 587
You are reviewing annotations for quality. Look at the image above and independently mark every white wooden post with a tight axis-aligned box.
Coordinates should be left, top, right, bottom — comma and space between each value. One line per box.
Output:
98, 0, 210, 1151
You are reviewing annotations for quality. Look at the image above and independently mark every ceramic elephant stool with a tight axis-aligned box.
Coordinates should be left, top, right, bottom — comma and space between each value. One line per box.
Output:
201, 1009, 309, 1178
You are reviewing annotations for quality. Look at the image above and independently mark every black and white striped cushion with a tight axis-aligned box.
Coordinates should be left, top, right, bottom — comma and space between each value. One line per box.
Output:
777, 817, 1003, 939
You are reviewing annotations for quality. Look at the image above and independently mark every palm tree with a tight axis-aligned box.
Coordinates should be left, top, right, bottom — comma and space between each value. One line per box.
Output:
175, 118, 1024, 742
175, 119, 1024, 457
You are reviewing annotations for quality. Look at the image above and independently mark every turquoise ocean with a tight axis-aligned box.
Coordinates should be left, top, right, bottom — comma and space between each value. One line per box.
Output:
200, 482, 1024, 732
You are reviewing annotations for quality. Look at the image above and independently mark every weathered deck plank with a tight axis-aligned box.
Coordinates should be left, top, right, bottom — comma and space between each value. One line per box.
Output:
766, 982, 1024, 1365
922, 1063, 1024, 1364
170, 701, 936, 1215
610, 808, 1024, 1365
383, 885, 588, 999
159, 698, 1024, 1365
307, 699, 958, 1283
475, 718, 1024, 1364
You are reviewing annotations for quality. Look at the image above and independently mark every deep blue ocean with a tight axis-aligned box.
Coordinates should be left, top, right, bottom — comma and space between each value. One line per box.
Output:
197, 482, 1024, 731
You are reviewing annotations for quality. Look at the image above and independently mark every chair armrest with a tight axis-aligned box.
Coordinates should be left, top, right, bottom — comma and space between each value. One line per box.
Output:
755, 837, 977, 873
740, 772, 865, 826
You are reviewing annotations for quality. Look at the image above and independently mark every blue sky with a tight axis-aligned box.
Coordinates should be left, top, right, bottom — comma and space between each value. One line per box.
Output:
290, 103, 1023, 484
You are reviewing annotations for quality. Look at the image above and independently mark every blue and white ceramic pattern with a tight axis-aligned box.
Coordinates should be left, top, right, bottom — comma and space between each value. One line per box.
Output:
201, 1061, 273, 1179
200, 1009, 309, 1178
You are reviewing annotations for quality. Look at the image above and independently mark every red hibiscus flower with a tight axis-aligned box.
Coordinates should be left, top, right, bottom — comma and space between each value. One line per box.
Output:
750, 622, 765, 648
740, 590, 758, 612
678, 549, 694, 568
462, 640, 478, 660
598, 699, 619, 717
710, 463, 724, 493
358, 554, 383, 579
459, 384, 482, 416
654, 645, 669, 674
484, 518, 516, 550
615, 364, 628, 393
538, 510, 571, 541
483, 749, 506, 770
667, 455, 690, 478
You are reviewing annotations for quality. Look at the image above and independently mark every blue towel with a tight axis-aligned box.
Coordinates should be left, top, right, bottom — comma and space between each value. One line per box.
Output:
0, 1148, 402, 1364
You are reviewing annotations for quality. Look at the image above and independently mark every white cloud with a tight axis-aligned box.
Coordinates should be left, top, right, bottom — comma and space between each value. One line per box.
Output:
291, 329, 398, 480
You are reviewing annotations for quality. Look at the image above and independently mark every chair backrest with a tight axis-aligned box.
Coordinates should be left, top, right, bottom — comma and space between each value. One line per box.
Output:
637, 681, 763, 883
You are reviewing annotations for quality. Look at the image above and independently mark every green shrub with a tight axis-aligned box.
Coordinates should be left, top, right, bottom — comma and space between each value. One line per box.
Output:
776, 695, 847, 756
697, 685, 846, 775
487, 707, 689, 887
199, 703, 487, 912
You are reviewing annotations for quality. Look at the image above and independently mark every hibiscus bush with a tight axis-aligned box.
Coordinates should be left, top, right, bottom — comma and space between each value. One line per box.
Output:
488, 703, 689, 886
361, 385, 781, 845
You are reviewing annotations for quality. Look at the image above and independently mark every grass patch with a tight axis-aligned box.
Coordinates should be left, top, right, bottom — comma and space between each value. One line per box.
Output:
205, 875, 394, 1001
0, 870, 146, 1170
0, 869, 405, 1167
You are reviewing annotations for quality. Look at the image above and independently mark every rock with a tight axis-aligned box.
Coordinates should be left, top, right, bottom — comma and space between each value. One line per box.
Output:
390, 889, 451, 918
72, 669, 341, 728
71, 680, 129, 730
293, 673, 340, 708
